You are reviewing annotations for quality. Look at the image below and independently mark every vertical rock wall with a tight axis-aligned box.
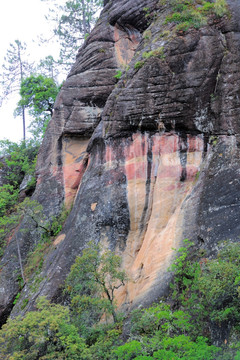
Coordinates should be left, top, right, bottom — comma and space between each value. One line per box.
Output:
1, 0, 240, 320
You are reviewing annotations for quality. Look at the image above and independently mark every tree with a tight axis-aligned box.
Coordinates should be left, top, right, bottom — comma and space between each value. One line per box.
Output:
65, 242, 127, 332
15, 74, 60, 141
42, 0, 103, 67
38, 55, 59, 81
0, 297, 90, 360
0, 40, 33, 140
0, 139, 38, 188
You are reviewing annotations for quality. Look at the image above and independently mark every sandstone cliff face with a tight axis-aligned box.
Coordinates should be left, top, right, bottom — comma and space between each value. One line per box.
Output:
1, 0, 240, 322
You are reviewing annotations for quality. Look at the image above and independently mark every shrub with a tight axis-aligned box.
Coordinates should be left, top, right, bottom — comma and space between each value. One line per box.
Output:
214, 0, 228, 17
134, 60, 145, 70
0, 184, 18, 217
142, 47, 165, 60
65, 242, 127, 339
114, 70, 122, 80
165, 0, 228, 31
0, 297, 90, 360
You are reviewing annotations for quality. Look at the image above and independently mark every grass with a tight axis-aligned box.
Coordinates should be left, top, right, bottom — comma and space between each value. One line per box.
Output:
142, 47, 165, 60
165, 0, 229, 32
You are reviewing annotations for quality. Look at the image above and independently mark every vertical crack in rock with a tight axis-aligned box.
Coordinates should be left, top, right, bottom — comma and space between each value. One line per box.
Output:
179, 133, 188, 182
139, 135, 153, 234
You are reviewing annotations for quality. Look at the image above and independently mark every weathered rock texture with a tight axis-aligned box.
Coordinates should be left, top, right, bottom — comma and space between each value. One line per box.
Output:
1, 0, 240, 322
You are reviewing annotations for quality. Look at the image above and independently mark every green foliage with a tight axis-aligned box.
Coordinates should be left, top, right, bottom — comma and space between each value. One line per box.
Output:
142, 47, 165, 60
13, 292, 21, 305
197, 243, 240, 324
15, 74, 60, 141
0, 184, 18, 217
113, 340, 143, 359
0, 40, 33, 139
23, 205, 69, 280
165, 0, 228, 31
45, 205, 69, 238
134, 60, 145, 70
0, 211, 22, 257
45, 0, 103, 67
151, 335, 218, 359
143, 29, 152, 40
38, 55, 59, 81
2, 240, 240, 358
16, 74, 59, 117
0, 139, 38, 187
65, 241, 127, 338
134, 47, 165, 72
214, 0, 229, 17
0, 297, 90, 360
89, 326, 122, 359
113, 303, 218, 359
169, 240, 240, 342
114, 70, 123, 80
0, 139, 39, 257
24, 240, 51, 280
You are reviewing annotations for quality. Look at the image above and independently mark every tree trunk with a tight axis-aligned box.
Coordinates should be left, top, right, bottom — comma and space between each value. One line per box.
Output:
18, 41, 26, 141
16, 237, 25, 285
22, 106, 26, 141
81, 0, 88, 36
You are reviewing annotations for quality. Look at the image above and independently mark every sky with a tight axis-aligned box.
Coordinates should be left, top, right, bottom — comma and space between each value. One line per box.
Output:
0, 0, 64, 142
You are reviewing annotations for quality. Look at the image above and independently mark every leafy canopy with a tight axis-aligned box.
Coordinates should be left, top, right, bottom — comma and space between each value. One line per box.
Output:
15, 74, 60, 141
0, 297, 90, 360
16, 74, 60, 118
66, 241, 127, 330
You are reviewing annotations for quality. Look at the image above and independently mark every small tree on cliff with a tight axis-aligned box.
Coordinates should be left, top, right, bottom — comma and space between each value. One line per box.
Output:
65, 242, 127, 334
15, 74, 60, 141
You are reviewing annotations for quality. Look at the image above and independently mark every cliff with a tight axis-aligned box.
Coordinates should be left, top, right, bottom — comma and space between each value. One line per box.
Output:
1, 0, 240, 324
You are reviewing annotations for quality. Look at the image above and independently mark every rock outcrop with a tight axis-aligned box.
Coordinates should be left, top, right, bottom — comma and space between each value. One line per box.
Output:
1, 0, 240, 323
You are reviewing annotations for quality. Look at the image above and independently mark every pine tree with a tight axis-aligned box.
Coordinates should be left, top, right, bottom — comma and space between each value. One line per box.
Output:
42, 0, 103, 67
0, 40, 34, 141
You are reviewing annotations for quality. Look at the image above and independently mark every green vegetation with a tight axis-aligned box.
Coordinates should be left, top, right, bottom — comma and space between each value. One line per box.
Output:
134, 47, 165, 71
134, 60, 145, 70
0, 243, 127, 359
0, 40, 32, 140
0, 140, 39, 257
114, 70, 123, 80
0, 184, 19, 217
23, 204, 69, 282
142, 47, 165, 60
143, 29, 152, 41
1, 240, 240, 359
0, 139, 38, 187
0, 297, 90, 360
165, 0, 229, 32
65, 242, 127, 331
45, 0, 103, 67
15, 74, 60, 141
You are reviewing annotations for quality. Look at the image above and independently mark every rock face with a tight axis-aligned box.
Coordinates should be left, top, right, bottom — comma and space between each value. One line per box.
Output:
1, 0, 240, 322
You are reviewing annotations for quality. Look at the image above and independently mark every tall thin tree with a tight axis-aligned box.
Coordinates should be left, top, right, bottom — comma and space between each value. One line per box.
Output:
0, 40, 33, 141
41, 0, 103, 68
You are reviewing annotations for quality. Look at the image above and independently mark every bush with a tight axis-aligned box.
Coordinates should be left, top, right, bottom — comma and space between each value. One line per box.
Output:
0, 297, 90, 360
0, 184, 18, 217
65, 241, 127, 337
0, 139, 38, 188
165, 0, 228, 31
